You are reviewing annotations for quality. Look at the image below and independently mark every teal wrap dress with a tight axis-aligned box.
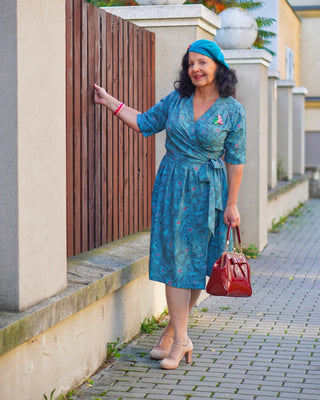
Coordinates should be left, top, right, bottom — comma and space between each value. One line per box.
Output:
137, 90, 246, 290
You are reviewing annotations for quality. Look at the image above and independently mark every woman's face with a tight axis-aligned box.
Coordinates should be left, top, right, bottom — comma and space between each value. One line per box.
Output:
187, 52, 218, 90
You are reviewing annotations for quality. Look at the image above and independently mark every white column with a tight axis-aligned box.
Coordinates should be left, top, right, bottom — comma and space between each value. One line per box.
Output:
223, 49, 272, 251
0, 0, 67, 311
104, 4, 221, 169
268, 70, 280, 189
277, 79, 295, 180
292, 87, 308, 175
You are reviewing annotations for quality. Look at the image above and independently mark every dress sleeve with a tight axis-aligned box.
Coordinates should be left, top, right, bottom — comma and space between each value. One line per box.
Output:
224, 104, 247, 164
137, 91, 176, 137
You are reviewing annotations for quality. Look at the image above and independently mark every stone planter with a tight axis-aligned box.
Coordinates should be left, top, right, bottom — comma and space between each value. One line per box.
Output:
136, 0, 186, 4
215, 7, 258, 49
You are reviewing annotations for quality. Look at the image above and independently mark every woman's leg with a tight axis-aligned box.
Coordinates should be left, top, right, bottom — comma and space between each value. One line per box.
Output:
189, 289, 201, 311
161, 288, 201, 336
165, 285, 191, 344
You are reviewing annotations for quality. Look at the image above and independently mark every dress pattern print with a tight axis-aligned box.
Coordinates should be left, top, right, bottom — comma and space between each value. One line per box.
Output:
137, 90, 246, 290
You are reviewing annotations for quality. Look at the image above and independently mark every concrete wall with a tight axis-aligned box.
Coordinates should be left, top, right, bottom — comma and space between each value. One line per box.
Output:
0, 272, 166, 400
268, 178, 309, 229
0, 0, 67, 311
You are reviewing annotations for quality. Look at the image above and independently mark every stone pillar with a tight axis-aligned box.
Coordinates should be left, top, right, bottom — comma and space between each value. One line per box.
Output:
0, 1, 67, 311
104, 5, 220, 169
268, 70, 280, 189
292, 87, 308, 175
223, 49, 272, 251
277, 80, 295, 180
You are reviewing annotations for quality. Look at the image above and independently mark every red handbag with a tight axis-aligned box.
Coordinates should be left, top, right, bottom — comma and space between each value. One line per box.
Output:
206, 224, 252, 297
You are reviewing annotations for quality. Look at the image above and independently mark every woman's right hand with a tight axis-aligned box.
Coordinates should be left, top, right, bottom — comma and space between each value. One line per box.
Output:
94, 83, 108, 106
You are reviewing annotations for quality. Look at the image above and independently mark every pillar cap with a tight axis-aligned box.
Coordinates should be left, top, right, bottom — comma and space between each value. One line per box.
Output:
223, 49, 272, 68
292, 86, 308, 95
277, 79, 296, 88
268, 69, 280, 79
103, 5, 221, 34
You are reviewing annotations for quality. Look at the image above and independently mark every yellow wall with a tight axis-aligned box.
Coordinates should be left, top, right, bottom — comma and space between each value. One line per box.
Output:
278, 0, 301, 85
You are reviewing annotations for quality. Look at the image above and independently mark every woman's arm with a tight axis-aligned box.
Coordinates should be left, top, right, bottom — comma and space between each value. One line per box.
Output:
94, 83, 141, 132
223, 163, 244, 228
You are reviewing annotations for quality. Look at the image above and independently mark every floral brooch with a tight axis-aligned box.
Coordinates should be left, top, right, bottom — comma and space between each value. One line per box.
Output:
213, 115, 223, 125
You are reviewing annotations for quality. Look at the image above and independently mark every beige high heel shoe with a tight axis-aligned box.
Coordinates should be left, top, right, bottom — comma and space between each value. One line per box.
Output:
160, 337, 193, 369
150, 332, 174, 360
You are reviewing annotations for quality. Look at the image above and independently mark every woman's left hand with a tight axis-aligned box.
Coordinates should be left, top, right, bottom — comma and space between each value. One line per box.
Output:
223, 204, 240, 228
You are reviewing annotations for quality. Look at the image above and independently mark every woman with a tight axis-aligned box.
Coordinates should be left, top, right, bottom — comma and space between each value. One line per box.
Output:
94, 39, 246, 370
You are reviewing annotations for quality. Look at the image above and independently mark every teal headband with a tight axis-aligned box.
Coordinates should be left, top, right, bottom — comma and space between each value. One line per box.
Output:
187, 39, 229, 69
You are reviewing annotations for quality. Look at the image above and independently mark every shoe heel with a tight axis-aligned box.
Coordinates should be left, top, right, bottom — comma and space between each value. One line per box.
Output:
185, 350, 192, 364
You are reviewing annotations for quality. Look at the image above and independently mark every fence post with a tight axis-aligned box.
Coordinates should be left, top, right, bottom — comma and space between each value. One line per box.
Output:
292, 87, 308, 175
223, 49, 272, 251
0, 1, 67, 311
277, 79, 295, 180
268, 70, 280, 189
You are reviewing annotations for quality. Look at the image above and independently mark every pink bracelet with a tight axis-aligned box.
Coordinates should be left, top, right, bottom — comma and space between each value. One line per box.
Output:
114, 102, 124, 116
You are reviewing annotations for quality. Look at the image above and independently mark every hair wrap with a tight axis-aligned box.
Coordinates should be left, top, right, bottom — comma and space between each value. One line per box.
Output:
187, 39, 229, 69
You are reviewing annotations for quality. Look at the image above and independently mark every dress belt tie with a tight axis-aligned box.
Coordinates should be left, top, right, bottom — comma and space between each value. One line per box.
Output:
198, 159, 225, 235
166, 152, 226, 236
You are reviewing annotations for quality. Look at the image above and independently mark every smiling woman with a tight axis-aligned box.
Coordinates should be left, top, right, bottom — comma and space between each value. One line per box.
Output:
94, 39, 246, 371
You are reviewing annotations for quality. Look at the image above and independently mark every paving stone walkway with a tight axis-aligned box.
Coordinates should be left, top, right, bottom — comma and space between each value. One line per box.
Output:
72, 199, 320, 400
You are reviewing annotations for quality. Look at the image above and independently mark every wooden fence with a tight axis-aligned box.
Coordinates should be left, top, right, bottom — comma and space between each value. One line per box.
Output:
66, 0, 155, 258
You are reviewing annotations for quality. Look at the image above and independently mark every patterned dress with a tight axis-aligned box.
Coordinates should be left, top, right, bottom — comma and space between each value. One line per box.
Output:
137, 90, 246, 290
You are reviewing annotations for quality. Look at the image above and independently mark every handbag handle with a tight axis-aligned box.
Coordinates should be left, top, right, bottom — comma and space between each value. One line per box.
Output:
226, 223, 242, 250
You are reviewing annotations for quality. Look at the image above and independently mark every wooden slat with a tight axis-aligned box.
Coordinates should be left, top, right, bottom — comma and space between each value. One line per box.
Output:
66, 0, 74, 258
106, 12, 114, 243
118, 18, 124, 239
123, 20, 129, 237
100, 9, 107, 245
133, 24, 139, 233
128, 22, 135, 236
87, 3, 96, 250
94, 6, 101, 247
81, 2, 88, 252
142, 29, 148, 229
112, 15, 119, 241
138, 27, 143, 231
147, 32, 153, 227
150, 32, 156, 226
74, 0, 82, 255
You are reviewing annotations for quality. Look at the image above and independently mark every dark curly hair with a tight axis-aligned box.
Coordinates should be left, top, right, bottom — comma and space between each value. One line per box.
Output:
174, 52, 238, 98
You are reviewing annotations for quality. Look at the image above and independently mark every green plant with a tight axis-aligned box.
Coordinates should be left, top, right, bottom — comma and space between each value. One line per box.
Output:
270, 202, 305, 233
140, 316, 161, 333
270, 215, 287, 232
140, 307, 169, 333
289, 201, 304, 218
277, 160, 287, 181
43, 389, 56, 400
200, 307, 208, 312
106, 338, 122, 361
241, 243, 259, 259
57, 390, 78, 400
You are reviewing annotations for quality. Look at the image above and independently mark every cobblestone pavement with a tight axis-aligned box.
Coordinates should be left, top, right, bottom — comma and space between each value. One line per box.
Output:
72, 199, 320, 400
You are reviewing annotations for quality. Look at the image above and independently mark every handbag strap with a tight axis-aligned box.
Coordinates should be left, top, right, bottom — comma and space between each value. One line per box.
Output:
226, 223, 242, 250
